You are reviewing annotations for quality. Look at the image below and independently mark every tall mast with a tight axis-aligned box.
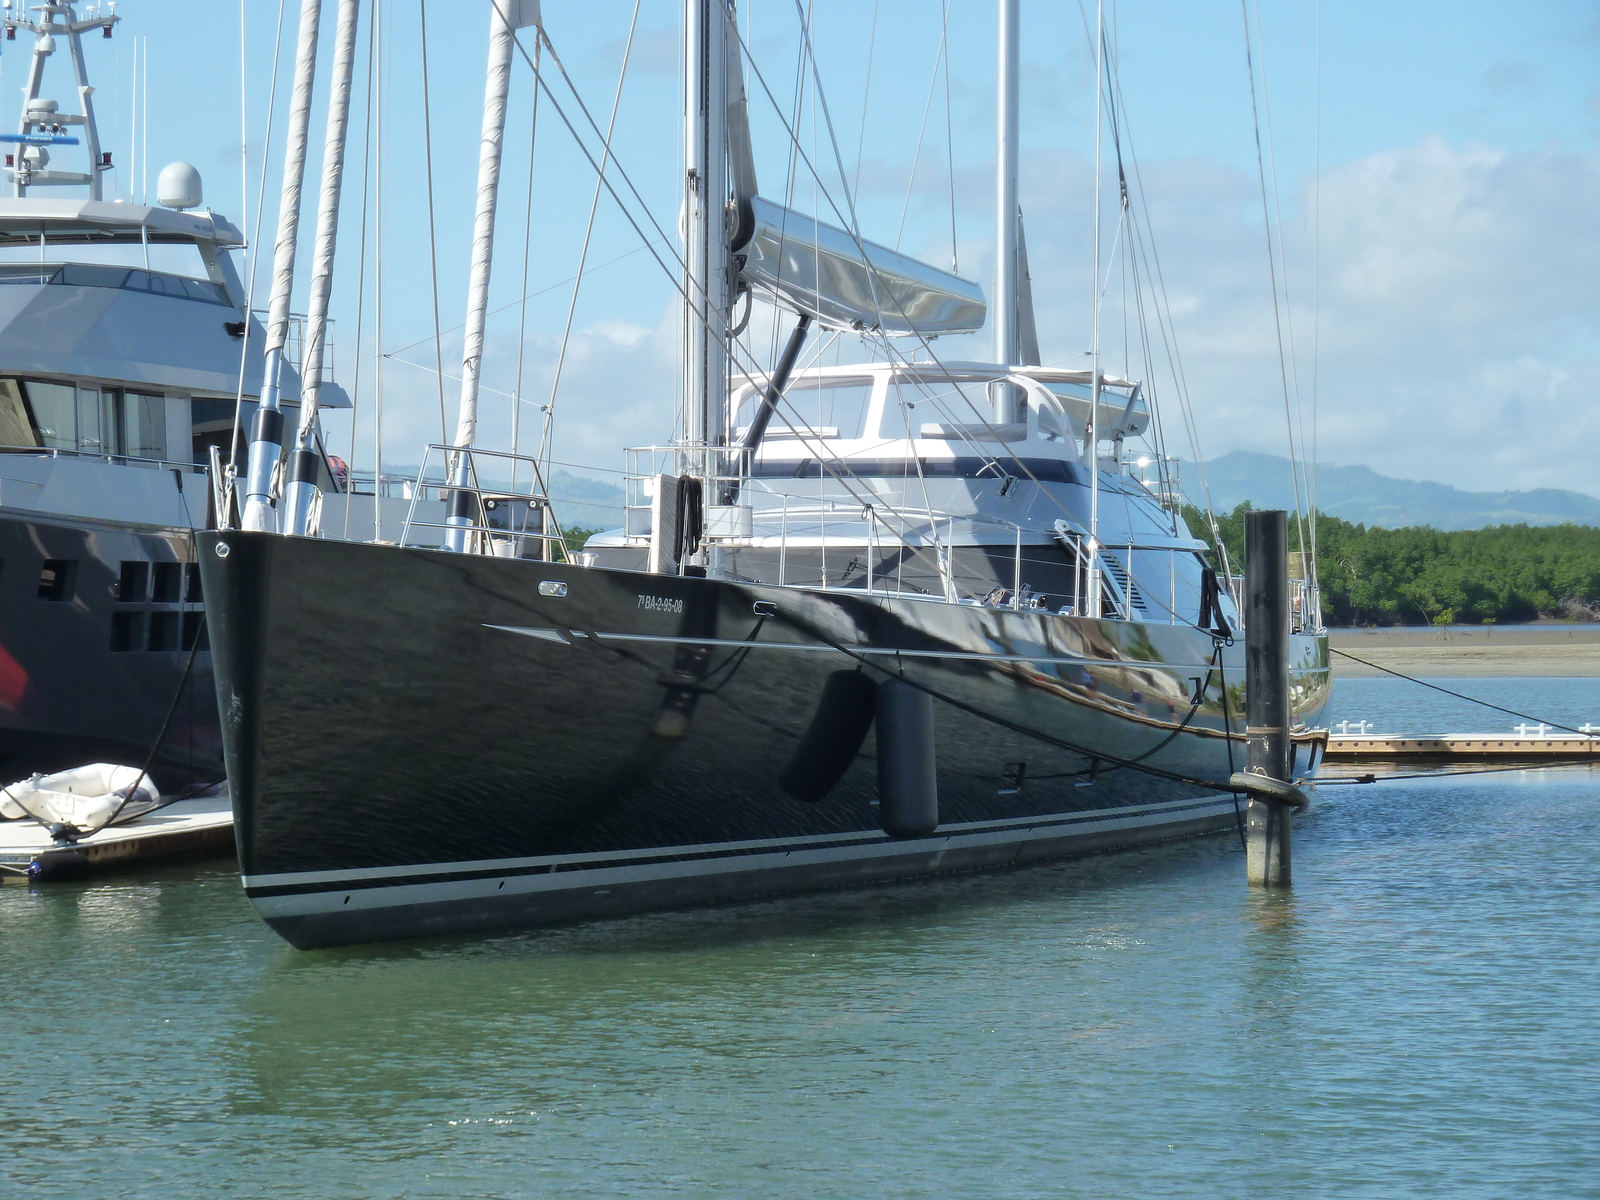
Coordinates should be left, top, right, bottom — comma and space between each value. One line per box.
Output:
444, 0, 540, 553
992, 0, 1019, 382
284, 0, 362, 538
1086, 0, 1105, 617
242, 0, 324, 534
683, 0, 731, 461
991, 0, 1025, 424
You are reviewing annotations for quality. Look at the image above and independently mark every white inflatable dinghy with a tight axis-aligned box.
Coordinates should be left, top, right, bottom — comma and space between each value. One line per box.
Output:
0, 764, 161, 829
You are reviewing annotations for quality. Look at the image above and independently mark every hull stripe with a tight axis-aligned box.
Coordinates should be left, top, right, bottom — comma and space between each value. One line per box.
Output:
241, 795, 1235, 898
247, 797, 1240, 921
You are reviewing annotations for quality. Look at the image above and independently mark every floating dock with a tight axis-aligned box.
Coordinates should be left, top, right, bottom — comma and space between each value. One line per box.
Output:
1322, 735, 1600, 764
0, 793, 234, 881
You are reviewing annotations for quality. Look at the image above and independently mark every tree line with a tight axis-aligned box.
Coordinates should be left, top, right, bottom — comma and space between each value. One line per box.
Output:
1183, 503, 1600, 627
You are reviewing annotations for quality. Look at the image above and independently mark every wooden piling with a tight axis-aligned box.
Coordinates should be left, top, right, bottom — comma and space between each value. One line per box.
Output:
1244, 509, 1293, 888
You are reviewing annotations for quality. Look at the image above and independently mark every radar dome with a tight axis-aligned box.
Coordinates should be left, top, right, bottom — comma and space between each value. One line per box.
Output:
157, 162, 203, 211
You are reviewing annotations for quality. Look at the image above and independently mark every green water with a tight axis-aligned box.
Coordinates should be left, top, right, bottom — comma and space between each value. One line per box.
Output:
4, 747, 1598, 1195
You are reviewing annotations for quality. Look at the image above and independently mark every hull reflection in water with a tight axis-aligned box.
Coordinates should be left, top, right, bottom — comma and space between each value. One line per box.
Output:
199, 531, 1329, 948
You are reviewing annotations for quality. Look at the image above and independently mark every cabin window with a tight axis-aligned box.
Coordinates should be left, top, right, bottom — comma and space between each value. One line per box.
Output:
147, 611, 180, 652
37, 559, 76, 601
77, 387, 109, 452
117, 560, 149, 602
734, 378, 874, 441
110, 611, 143, 652
2, 381, 171, 460
184, 563, 203, 603
122, 391, 167, 460
0, 380, 36, 448
190, 397, 245, 467
182, 611, 207, 651
880, 377, 992, 440
23, 381, 77, 450
151, 561, 182, 603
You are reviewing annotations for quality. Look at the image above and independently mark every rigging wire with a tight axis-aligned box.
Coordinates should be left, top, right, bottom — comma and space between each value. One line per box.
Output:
510, 34, 544, 489
385, 240, 661, 359
416, 0, 449, 443
851, 0, 879, 198
893, 13, 953, 252
372, 0, 386, 541
536, 0, 642, 471
1329, 648, 1594, 737
1238, 0, 1310, 570
342, 0, 379, 541
1077, 0, 1233, 578
1249, 0, 1313, 573
1309, 0, 1323, 601
941, 0, 957, 274
227, 0, 291, 482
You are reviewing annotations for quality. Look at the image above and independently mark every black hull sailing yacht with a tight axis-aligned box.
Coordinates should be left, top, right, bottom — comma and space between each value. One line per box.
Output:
203, 529, 1326, 949
202, 0, 1328, 947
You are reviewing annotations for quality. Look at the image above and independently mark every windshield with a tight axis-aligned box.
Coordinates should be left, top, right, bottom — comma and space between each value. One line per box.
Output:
735, 377, 875, 441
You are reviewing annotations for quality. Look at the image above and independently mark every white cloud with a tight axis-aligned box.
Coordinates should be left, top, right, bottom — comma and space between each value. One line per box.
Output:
1006, 135, 1600, 497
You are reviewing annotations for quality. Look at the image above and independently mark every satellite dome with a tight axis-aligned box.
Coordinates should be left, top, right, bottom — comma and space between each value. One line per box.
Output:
157, 162, 203, 211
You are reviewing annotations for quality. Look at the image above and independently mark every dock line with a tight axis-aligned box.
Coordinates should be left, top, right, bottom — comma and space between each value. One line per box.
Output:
1330, 647, 1587, 736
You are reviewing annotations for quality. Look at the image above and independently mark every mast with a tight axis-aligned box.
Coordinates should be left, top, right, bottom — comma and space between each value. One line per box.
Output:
992, 0, 1019, 403
5, 1, 117, 200
1086, 0, 1105, 617
443, 0, 540, 553
284, 0, 362, 538
242, 0, 324, 534
682, 0, 731, 478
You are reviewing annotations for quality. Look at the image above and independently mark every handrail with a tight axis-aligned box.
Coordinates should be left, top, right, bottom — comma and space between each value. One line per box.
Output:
400, 444, 563, 557
0, 443, 204, 472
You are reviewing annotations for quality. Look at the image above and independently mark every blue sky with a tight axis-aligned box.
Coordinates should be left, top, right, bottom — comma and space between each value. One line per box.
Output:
12, 1, 1600, 500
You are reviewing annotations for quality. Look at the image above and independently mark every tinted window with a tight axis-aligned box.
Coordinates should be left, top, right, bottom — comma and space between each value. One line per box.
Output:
24, 381, 75, 450
0, 380, 36, 448
124, 392, 167, 460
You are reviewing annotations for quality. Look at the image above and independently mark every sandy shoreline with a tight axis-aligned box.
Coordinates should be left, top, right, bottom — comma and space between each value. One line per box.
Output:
1327, 626, 1600, 677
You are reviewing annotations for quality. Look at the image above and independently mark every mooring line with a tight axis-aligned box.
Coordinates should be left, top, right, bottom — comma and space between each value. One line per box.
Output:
1330, 646, 1586, 735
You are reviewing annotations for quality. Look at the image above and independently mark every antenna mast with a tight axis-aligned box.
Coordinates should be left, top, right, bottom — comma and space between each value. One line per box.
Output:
4, 0, 117, 200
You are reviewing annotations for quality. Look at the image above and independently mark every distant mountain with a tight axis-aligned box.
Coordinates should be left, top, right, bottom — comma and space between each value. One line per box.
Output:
1182, 451, 1600, 530
546, 468, 623, 532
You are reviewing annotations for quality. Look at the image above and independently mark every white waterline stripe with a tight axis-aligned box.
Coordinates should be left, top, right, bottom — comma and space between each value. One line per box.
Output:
241, 796, 1219, 889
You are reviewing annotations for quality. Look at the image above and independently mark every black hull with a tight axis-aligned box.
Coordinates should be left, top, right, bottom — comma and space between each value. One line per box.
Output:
199, 531, 1330, 948
0, 508, 221, 789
